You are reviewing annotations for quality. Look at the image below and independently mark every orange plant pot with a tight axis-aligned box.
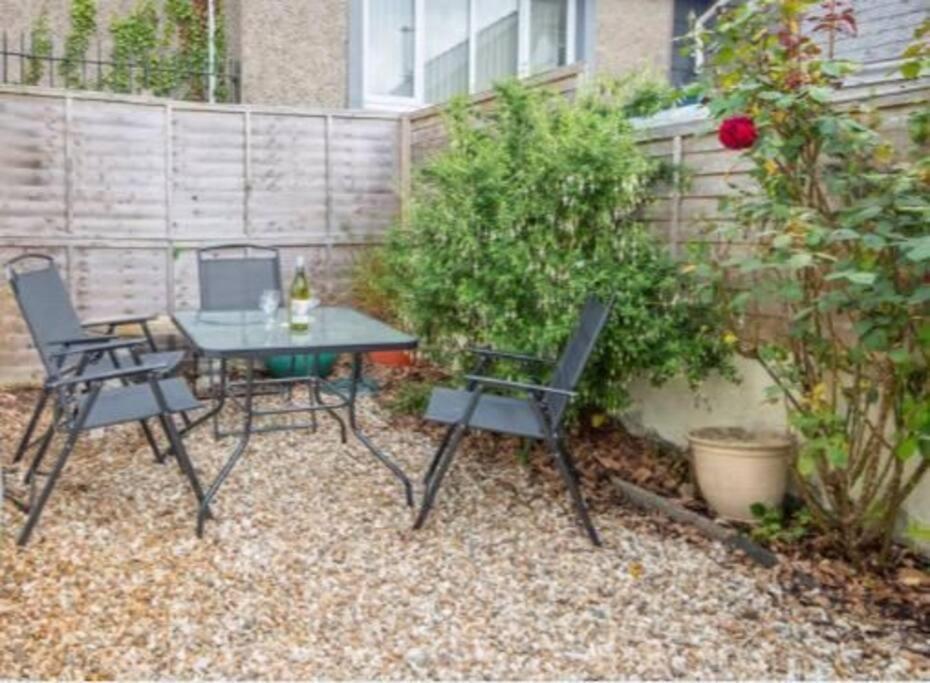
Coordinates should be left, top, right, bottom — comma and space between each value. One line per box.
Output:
369, 350, 414, 367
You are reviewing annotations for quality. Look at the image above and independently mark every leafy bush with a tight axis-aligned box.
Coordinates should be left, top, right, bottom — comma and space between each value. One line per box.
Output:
383, 80, 733, 415
693, 0, 930, 565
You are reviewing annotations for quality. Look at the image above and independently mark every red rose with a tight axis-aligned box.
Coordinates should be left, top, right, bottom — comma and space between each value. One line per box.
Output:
719, 116, 758, 150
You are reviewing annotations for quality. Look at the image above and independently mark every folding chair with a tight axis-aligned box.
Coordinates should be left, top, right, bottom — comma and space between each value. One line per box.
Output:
414, 297, 613, 546
5, 254, 185, 467
3, 260, 207, 546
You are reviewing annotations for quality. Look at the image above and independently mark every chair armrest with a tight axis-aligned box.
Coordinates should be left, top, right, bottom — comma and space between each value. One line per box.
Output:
82, 314, 157, 329
47, 334, 119, 347
46, 361, 170, 389
464, 375, 576, 398
48, 337, 146, 359
468, 347, 555, 365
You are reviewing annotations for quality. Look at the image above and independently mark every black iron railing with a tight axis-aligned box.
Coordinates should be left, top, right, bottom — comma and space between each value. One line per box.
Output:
0, 31, 241, 103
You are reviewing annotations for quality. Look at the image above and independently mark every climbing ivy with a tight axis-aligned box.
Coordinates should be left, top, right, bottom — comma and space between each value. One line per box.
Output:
45, 0, 227, 101
105, 0, 228, 100
25, 10, 53, 86
108, 0, 161, 93
60, 0, 97, 88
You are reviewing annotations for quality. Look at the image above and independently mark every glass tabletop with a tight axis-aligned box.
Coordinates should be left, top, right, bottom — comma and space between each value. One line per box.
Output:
172, 307, 418, 358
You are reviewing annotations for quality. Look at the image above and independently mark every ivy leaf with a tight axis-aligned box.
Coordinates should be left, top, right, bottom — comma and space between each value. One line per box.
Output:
826, 271, 876, 285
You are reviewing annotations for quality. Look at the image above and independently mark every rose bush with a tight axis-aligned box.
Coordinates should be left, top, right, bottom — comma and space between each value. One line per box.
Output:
692, 0, 930, 565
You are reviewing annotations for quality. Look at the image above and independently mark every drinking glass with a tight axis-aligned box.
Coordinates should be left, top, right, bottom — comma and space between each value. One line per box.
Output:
259, 289, 281, 325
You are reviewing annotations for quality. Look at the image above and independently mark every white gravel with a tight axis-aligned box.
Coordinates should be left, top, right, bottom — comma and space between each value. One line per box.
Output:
1, 391, 927, 679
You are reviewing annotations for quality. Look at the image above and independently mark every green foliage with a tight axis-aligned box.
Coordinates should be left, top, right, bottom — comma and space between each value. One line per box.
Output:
750, 503, 812, 545
384, 381, 434, 417
382, 80, 733, 415
108, 0, 160, 93
49, 0, 226, 101
693, 0, 930, 566
901, 17, 930, 80
107, 0, 226, 100
60, 0, 97, 88
25, 10, 53, 86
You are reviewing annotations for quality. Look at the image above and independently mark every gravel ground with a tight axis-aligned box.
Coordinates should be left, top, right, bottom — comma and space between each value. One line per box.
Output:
1, 387, 928, 679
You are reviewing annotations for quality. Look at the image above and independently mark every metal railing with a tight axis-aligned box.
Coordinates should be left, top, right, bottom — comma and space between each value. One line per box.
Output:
1, 31, 241, 103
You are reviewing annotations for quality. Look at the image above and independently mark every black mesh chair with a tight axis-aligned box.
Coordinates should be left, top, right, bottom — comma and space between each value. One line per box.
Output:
3, 255, 208, 546
197, 244, 283, 311
414, 297, 613, 546
195, 244, 283, 420
194, 244, 345, 440
6, 254, 185, 466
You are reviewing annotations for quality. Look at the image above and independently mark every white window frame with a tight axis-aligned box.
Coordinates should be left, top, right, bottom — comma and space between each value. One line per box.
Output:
361, 0, 578, 111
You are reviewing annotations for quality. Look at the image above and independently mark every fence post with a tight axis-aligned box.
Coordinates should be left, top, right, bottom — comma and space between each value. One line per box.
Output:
165, 102, 175, 313
324, 114, 335, 292
243, 110, 251, 236
64, 95, 74, 236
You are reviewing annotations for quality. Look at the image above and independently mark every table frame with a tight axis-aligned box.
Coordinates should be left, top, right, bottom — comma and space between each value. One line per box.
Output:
171, 311, 417, 537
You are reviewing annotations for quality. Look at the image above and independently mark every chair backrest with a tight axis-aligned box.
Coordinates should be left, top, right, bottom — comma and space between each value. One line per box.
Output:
545, 296, 613, 424
5, 254, 86, 375
197, 244, 282, 311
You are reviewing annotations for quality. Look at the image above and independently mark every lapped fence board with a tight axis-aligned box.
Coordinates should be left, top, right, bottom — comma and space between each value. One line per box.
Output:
0, 86, 402, 383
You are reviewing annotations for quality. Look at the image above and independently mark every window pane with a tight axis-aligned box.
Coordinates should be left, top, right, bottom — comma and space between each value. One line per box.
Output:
530, 0, 569, 74
475, 0, 519, 92
368, 0, 415, 98
425, 0, 470, 103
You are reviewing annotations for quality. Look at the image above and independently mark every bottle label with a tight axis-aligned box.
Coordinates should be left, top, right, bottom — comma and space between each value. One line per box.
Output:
291, 299, 311, 325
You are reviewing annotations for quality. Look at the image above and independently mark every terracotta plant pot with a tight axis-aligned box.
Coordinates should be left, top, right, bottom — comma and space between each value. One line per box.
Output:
369, 349, 414, 367
688, 427, 793, 523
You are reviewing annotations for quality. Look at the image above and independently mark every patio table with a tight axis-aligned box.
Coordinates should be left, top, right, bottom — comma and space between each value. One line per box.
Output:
171, 306, 418, 536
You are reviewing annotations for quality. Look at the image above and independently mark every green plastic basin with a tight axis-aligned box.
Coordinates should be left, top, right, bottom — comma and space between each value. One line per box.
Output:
264, 352, 338, 379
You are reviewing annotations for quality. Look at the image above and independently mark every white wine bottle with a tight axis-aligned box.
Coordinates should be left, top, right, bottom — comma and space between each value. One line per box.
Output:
289, 256, 312, 332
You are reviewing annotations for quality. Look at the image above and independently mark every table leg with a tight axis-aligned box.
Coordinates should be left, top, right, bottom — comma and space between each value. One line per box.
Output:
197, 358, 255, 537
347, 352, 414, 507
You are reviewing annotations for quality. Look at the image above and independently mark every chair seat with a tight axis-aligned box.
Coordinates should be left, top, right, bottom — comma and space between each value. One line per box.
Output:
424, 387, 546, 439
81, 378, 201, 430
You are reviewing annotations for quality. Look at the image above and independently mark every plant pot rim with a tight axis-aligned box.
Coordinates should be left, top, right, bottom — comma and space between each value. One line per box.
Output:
688, 426, 794, 452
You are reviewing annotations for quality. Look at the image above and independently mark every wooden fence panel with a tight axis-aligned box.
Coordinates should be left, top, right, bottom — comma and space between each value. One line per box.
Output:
330, 117, 400, 240
248, 113, 328, 239
0, 87, 402, 383
0, 94, 67, 237
71, 246, 169, 320
71, 100, 167, 238
171, 109, 247, 240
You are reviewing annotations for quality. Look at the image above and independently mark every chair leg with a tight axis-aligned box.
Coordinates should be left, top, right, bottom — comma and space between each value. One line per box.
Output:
12, 388, 49, 464
413, 423, 468, 531
23, 425, 55, 485
139, 420, 165, 464
17, 426, 80, 546
550, 438, 601, 546
157, 413, 209, 513
423, 424, 456, 484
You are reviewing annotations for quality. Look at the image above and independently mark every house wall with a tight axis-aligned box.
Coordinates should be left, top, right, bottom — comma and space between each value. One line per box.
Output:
227, 0, 349, 108
593, 0, 676, 80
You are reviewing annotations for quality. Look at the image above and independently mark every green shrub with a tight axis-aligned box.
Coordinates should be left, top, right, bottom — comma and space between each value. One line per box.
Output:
383, 80, 733, 415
